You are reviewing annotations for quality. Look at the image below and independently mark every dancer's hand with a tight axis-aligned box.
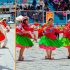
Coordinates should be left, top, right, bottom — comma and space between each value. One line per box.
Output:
6, 26, 10, 32
7, 29, 10, 32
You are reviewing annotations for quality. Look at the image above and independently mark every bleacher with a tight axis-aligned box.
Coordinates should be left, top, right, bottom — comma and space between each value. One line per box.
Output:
44, 0, 70, 11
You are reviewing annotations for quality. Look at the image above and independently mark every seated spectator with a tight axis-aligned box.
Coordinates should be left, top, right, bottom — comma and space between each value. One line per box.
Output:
32, 0, 37, 10
28, 5, 31, 10
31, 5, 35, 10
24, 5, 28, 10
39, 0, 44, 9
36, 5, 41, 10
20, 5, 22, 10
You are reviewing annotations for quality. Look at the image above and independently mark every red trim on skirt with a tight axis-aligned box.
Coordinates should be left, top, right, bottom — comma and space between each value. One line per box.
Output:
39, 45, 56, 50
16, 44, 32, 48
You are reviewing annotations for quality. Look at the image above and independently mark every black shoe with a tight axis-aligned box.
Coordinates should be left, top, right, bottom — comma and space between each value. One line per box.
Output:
2, 46, 8, 48
68, 56, 70, 59
18, 57, 24, 61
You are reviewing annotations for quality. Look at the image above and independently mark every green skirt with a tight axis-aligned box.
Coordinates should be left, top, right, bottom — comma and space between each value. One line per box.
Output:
16, 34, 33, 47
61, 37, 70, 46
39, 36, 63, 48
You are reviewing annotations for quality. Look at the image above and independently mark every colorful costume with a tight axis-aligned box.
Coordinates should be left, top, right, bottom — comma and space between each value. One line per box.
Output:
0, 31, 5, 42
0, 21, 10, 47
61, 23, 70, 48
16, 23, 34, 48
38, 28, 43, 38
31, 23, 41, 41
0, 24, 5, 42
39, 26, 63, 50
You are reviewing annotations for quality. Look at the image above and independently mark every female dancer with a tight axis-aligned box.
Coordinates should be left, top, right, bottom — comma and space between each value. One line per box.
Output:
62, 20, 70, 59
0, 18, 10, 48
16, 16, 34, 61
39, 18, 63, 59
0, 23, 5, 48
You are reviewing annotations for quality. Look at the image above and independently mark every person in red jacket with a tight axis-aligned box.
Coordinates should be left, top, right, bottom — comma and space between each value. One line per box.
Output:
0, 18, 10, 48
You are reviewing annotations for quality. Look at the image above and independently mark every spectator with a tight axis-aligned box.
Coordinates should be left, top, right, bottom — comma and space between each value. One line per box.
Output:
32, 0, 37, 10
39, 0, 44, 9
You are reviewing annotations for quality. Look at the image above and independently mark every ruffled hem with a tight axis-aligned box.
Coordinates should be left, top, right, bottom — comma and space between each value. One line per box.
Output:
0, 37, 5, 42
16, 44, 32, 48
0, 31, 5, 41
39, 45, 56, 50
65, 46, 70, 48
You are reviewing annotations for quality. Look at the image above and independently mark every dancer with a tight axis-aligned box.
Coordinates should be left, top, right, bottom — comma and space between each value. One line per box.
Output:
39, 18, 63, 59
31, 20, 40, 42
62, 20, 70, 59
0, 18, 10, 48
16, 16, 34, 61
0, 23, 5, 48
55, 25, 61, 38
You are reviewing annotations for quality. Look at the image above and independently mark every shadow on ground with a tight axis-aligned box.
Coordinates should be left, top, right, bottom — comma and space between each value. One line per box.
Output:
0, 65, 12, 70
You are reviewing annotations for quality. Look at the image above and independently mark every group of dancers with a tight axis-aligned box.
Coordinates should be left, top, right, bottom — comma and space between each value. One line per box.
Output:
0, 18, 10, 48
16, 16, 70, 61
